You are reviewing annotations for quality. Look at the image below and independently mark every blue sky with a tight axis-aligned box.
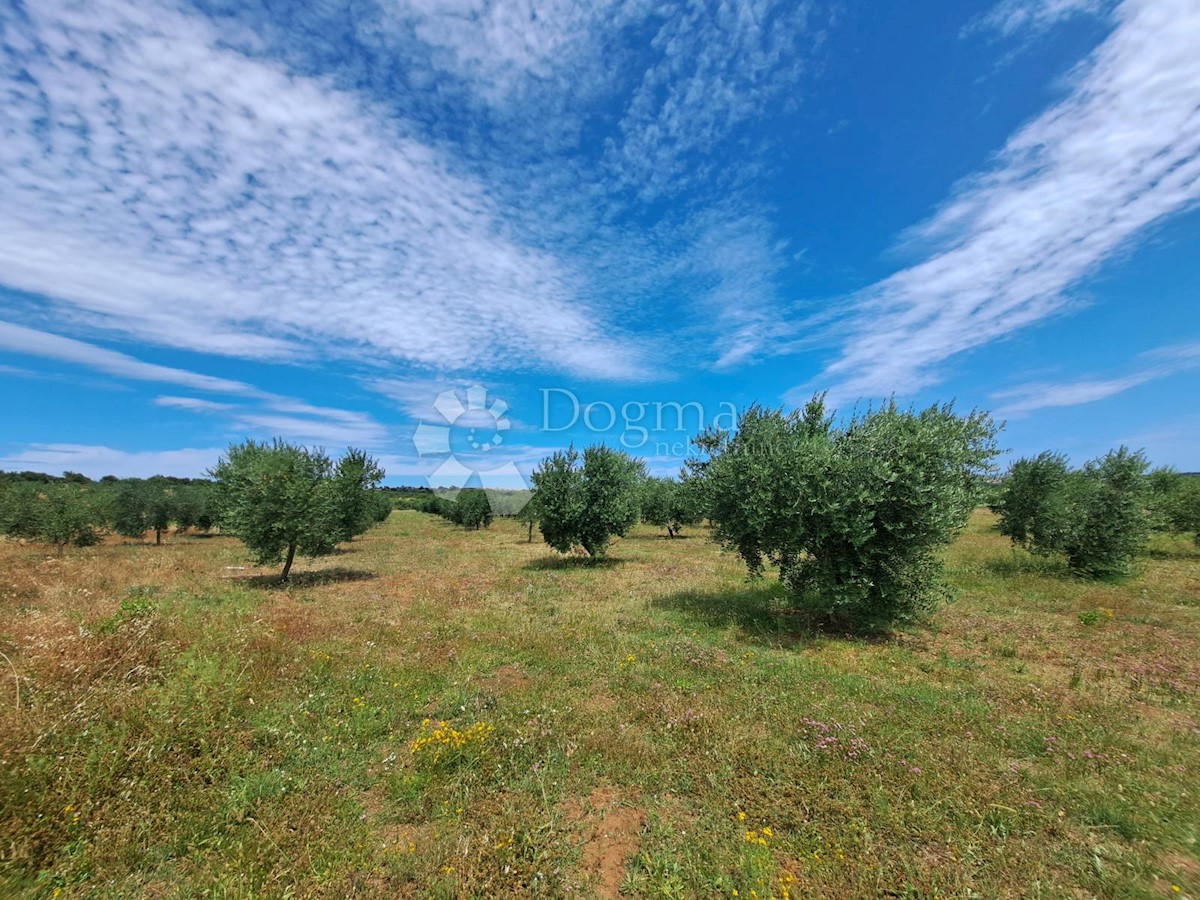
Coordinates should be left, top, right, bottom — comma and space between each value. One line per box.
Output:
0, 0, 1197, 485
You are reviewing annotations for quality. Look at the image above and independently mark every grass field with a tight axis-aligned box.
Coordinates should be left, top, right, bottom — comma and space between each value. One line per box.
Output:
1, 510, 1198, 898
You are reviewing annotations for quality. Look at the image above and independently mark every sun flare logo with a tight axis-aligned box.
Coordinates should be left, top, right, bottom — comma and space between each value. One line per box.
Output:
412, 385, 529, 502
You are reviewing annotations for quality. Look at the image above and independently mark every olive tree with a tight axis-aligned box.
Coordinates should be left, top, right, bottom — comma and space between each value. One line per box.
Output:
453, 488, 493, 530
995, 447, 1151, 576
0, 483, 105, 552
993, 452, 1072, 555
110, 479, 179, 544
1148, 468, 1200, 545
0, 482, 44, 539
209, 440, 383, 581
531, 445, 644, 558
693, 395, 998, 623
516, 491, 540, 542
639, 476, 702, 537
327, 449, 386, 542
1061, 448, 1151, 577
1164, 478, 1200, 545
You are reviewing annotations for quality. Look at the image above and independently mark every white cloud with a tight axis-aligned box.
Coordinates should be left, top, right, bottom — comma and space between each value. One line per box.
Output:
0, 0, 644, 381
992, 340, 1200, 416
807, 0, 1200, 404
684, 211, 791, 369
0, 444, 222, 480
376, 0, 630, 104
3, 322, 392, 448
0, 363, 41, 379
605, 0, 819, 200
154, 396, 235, 412
1111, 416, 1200, 471
965, 0, 1109, 38
365, 377, 466, 419
355, 0, 823, 360
230, 413, 388, 448
0, 321, 256, 395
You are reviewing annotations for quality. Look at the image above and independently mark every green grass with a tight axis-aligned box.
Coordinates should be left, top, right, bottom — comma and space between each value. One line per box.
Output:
1, 510, 1197, 897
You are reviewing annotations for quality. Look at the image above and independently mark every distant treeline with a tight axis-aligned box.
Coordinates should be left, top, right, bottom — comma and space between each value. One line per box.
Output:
0, 468, 391, 553
0, 470, 214, 486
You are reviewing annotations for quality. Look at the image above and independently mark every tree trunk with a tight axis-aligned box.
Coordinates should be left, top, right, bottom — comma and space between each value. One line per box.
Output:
527, 522, 534, 542
281, 542, 297, 582
155, 528, 162, 546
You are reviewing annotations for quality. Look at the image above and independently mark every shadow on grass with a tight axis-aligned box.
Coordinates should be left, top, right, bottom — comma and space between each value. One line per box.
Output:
978, 551, 1072, 578
651, 583, 895, 645
1145, 546, 1200, 562
523, 555, 626, 571
235, 567, 379, 589
978, 550, 1166, 583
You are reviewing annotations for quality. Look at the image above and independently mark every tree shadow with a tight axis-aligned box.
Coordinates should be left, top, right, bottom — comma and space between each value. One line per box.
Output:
235, 567, 379, 589
651, 583, 896, 646
1145, 546, 1200, 562
978, 552, 1072, 578
523, 555, 626, 571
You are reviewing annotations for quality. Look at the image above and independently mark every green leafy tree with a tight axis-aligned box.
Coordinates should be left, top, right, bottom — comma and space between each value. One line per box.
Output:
109, 478, 180, 544
1164, 477, 1200, 545
0, 483, 105, 551
110, 480, 151, 541
997, 447, 1152, 576
516, 491, 540, 542
693, 396, 998, 624
453, 488, 493, 530
531, 445, 644, 558
38, 484, 105, 551
368, 491, 393, 525
639, 476, 702, 537
1156, 475, 1200, 547
326, 449, 386, 542
1147, 468, 1200, 544
1060, 447, 1151, 577
0, 483, 44, 539
209, 440, 384, 581
993, 452, 1072, 554
171, 484, 213, 533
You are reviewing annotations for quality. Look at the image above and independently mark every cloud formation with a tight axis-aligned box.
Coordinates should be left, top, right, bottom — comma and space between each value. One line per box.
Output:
814, 0, 1200, 402
964, 0, 1109, 38
0, 0, 828, 384
2, 322, 390, 448
993, 340, 1200, 417
0, 0, 646, 381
